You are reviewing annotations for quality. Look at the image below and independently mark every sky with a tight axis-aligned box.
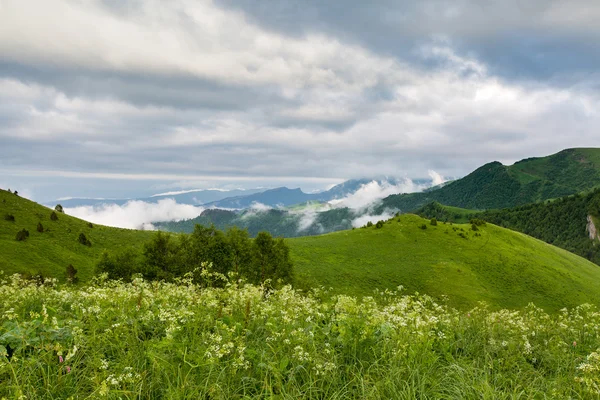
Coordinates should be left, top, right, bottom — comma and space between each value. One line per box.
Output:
1, 0, 600, 202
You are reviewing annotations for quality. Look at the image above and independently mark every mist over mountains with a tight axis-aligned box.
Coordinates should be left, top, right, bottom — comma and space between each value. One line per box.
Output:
60, 176, 441, 230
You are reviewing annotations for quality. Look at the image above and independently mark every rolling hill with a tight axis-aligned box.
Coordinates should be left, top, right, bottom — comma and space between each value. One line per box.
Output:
289, 214, 600, 311
417, 188, 600, 265
0, 189, 154, 281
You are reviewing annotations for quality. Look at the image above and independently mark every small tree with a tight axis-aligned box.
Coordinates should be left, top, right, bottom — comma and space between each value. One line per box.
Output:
13, 191, 18, 196
66, 264, 79, 284
37, 222, 44, 233
50, 211, 58, 221
4, 214, 15, 222
15, 229, 29, 241
88, 222, 94, 228
375, 220, 384, 229
78, 232, 91, 246
55, 204, 64, 213
430, 218, 438, 226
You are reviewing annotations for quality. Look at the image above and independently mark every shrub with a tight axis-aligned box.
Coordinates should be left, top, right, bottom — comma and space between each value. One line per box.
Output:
375, 220, 384, 229
471, 224, 479, 231
15, 229, 29, 241
78, 232, 91, 247
50, 211, 58, 221
4, 214, 15, 222
88, 222, 94, 228
66, 264, 79, 284
430, 218, 438, 226
419, 224, 427, 230
55, 204, 64, 213
37, 222, 44, 233
366, 221, 373, 228
470, 218, 487, 226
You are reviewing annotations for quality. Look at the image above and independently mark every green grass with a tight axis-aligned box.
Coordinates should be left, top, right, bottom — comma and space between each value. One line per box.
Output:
2, 278, 600, 398
288, 214, 600, 311
0, 189, 154, 281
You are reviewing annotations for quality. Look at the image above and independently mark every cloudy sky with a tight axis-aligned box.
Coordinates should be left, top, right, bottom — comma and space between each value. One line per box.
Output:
1, 0, 600, 202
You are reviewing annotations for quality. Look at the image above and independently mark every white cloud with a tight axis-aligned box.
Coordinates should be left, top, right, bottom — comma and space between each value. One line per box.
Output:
351, 210, 398, 228
428, 170, 446, 186
65, 198, 203, 229
328, 179, 427, 209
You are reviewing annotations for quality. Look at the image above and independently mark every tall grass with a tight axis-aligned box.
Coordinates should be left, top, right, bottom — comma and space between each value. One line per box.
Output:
1, 273, 599, 399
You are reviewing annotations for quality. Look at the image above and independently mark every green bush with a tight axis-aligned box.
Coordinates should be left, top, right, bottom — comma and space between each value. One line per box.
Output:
419, 224, 427, 230
78, 233, 91, 247
15, 229, 29, 241
50, 211, 58, 221
3, 214, 15, 222
37, 222, 44, 233
430, 218, 438, 226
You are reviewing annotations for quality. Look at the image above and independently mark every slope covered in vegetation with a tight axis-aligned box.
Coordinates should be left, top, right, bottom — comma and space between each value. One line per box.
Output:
289, 214, 600, 311
0, 189, 154, 281
417, 188, 600, 265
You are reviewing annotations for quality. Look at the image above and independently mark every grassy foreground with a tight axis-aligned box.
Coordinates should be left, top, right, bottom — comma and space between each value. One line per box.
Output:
289, 214, 600, 311
1, 275, 600, 399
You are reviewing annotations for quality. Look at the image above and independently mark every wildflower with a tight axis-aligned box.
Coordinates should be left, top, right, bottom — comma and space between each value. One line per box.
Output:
59, 355, 64, 363
574, 341, 577, 347
66, 366, 71, 373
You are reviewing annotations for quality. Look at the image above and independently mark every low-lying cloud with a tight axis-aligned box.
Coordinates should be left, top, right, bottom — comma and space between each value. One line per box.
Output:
328, 175, 443, 210
65, 199, 204, 230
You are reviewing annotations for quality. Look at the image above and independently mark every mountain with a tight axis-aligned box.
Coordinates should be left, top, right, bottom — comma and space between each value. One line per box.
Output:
0, 189, 154, 281
204, 177, 431, 209
49, 188, 265, 208
290, 214, 600, 311
155, 207, 356, 237
417, 188, 600, 265
378, 148, 600, 213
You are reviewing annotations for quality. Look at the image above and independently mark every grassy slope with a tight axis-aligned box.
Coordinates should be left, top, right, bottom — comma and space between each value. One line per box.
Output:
288, 214, 600, 311
0, 189, 154, 281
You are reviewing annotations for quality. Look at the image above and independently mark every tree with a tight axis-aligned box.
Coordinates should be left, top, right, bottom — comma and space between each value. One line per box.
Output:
430, 218, 438, 226
66, 264, 78, 284
226, 227, 253, 277
50, 211, 59, 221
251, 232, 293, 285
37, 222, 44, 233
187, 224, 232, 276
55, 204, 64, 213
142, 231, 180, 280
96, 249, 141, 281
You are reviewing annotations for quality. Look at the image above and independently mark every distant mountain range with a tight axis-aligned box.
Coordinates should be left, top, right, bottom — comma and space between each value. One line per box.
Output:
51, 177, 432, 210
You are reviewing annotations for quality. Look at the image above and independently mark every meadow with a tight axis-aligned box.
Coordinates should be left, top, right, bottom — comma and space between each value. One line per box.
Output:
1, 274, 600, 399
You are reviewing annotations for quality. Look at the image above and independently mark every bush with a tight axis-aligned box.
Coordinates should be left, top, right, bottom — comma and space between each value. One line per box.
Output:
15, 229, 29, 241
4, 214, 15, 222
37, 222, 44, 233
471, 224, 479, 231
55, 204, 64, 213
419, 224, 427, 230
375, 220, 384, 229
66, 264, 79, 284
50, 211, 58, 221
430, 218, 438, 226
78, 232, 91, 247
366, 221, 373, 228
470, 218, 487, 227
88, 222, 94, 228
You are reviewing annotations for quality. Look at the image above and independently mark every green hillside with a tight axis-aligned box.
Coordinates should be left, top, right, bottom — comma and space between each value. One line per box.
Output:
379, 148, 600, 213
0, 189, 154, 281
289, 214, 600, 311
417, 189, 600, 265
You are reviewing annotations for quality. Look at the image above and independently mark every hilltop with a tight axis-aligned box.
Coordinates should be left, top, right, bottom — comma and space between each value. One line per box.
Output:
289, 214, 600, 311
378, 148, 600, 213
0, 189, 154, 281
